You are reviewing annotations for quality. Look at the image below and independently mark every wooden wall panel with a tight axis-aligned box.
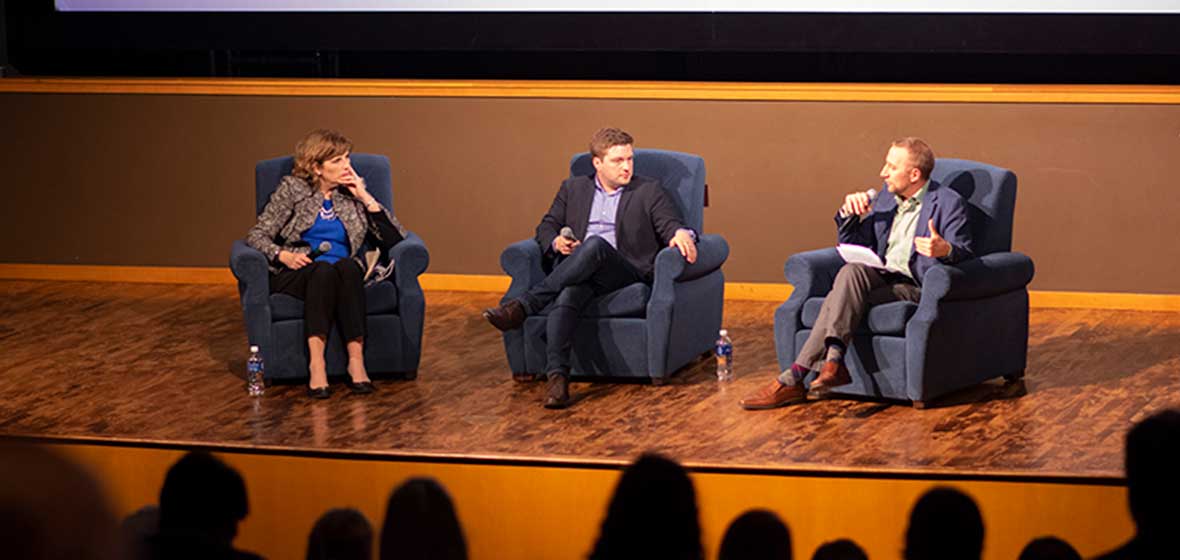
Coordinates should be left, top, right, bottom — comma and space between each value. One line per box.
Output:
2, 91, 1178, 293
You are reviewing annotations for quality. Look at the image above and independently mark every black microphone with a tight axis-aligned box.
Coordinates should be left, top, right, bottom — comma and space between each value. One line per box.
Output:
839, 188, 878, 233
559, 226, 579, 242
308, 241, 331, 259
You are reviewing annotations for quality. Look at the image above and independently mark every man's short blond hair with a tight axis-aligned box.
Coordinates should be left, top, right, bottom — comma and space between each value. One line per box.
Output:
892, 137, 935, 180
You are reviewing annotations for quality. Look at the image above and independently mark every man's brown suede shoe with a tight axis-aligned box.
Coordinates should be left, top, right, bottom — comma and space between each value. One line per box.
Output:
739, 378, 807, 410
543, 374, 571, 409
809, 360, 851, 395
483, 299, 527, 331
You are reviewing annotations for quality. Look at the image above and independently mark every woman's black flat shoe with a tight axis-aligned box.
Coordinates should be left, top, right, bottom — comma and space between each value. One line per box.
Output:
346, 381, 376, 394
307, 386, 332, 399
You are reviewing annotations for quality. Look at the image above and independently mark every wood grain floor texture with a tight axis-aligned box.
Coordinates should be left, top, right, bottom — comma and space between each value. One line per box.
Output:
1, 279, 1177, 480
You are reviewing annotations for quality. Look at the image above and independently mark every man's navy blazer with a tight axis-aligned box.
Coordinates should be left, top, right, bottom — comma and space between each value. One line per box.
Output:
835, 179, 975, 286
535, 174, 689, 282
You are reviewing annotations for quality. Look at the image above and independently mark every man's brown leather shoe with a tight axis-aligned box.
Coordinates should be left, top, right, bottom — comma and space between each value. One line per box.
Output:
739, 378, 807, 410
483, 299, 526, 331
543, 374, 571, 409
809, 360, 851, 394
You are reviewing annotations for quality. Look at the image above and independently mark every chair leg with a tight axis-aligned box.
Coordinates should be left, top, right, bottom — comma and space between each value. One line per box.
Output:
913, 400, 928, 410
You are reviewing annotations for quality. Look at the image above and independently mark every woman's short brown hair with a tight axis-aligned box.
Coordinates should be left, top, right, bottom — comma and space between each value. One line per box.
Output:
293, 129, 353, 181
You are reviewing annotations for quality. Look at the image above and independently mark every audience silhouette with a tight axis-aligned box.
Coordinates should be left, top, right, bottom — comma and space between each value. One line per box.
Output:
719, 509, 793, 560
903, 486, 984, 560
1093, 409, 1180, 559
121, 505, 160, 560
0, 442, 120, 560
15, 408, 1180, 559
590, 453, 703, 560
148, 451, 262, 560
306, 507, 372, 560
379, 477, 467, 560
1018, 536, 1080, 560
812, 539, 868, 560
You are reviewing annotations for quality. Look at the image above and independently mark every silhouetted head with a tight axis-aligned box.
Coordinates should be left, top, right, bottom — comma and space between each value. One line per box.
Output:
904, 486, 984, 560
0, 442, 120, 560
120, 505, 160, 560
591, 453, 702, 560
306, 508, 372, 560
379, 477, 467, 560
1018, 536, 1081, 560
812, 539, 868, 560
719, 509, 792, 560
1125, 409, 1180, 540
157, 451, 249, 545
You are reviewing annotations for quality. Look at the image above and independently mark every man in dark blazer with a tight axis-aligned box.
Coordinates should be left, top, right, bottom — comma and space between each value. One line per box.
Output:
741, 137, 974, 410
484, 128, 697, 409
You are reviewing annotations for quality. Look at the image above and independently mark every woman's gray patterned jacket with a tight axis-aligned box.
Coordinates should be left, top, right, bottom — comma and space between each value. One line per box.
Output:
245, 175, 407, 279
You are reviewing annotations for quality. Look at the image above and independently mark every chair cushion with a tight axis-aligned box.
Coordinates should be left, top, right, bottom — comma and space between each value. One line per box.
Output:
536, 282, 651, 318
269, 280, 398, 321
365, 280, 399, 315
801, 297, 917, 335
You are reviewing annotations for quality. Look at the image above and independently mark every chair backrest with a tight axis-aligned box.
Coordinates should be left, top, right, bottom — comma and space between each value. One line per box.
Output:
569, 149, 707, 233
929, 158, 1018, 256
253, 153, 394, 216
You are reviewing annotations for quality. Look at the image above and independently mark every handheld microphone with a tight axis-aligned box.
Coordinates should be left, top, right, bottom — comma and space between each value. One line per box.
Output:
863, 188, 878, 208
839, 188, 878, 232
308, 241, 331, 259
559, 226, 578, 242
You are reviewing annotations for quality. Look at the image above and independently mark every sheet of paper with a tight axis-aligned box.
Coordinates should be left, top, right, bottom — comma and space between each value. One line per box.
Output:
836, 243, 886, 268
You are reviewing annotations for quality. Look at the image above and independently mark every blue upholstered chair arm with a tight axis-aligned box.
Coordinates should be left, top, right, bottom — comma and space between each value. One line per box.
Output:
651, 234, 730, 284
919, 252, 1035, 304
229, 239, 270, 306
500, 239, 545, 301
388, 232, 430, 291
784, 248, 845, 299
388, 232, 427, 370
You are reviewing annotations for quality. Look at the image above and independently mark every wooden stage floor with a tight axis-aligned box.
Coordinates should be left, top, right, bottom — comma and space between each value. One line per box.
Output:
2, 279, 1178, 481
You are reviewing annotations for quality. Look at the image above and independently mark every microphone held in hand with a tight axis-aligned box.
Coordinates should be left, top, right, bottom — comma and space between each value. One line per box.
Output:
865, 187, 878, 205
308, 241, 331, 259
559, 226, 579, 242
839, 188, 878, 233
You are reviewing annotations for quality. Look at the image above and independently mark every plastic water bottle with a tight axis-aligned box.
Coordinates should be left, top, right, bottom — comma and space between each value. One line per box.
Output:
246, 345, 265, 397
715, 329, 734, 382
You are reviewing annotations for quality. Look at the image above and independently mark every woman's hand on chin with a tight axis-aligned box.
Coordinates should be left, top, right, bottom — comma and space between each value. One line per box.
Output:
342, 169, 381, 211
341, 168, 366, 196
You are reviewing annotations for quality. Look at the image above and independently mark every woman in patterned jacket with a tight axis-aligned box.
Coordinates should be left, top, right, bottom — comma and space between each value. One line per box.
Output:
246, 129, 406, 399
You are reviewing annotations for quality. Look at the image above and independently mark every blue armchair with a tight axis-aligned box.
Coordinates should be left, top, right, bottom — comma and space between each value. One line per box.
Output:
498, 149, 729, 383
229, 153, 429, 381
774, 159, 1035, 407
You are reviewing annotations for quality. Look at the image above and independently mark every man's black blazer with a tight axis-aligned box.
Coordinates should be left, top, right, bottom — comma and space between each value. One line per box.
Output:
535, 174, 689, 282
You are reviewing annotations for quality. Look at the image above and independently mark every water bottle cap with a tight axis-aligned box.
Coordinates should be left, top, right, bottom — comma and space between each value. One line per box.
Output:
719, 329, 728, 336
249, 345, 259, 352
